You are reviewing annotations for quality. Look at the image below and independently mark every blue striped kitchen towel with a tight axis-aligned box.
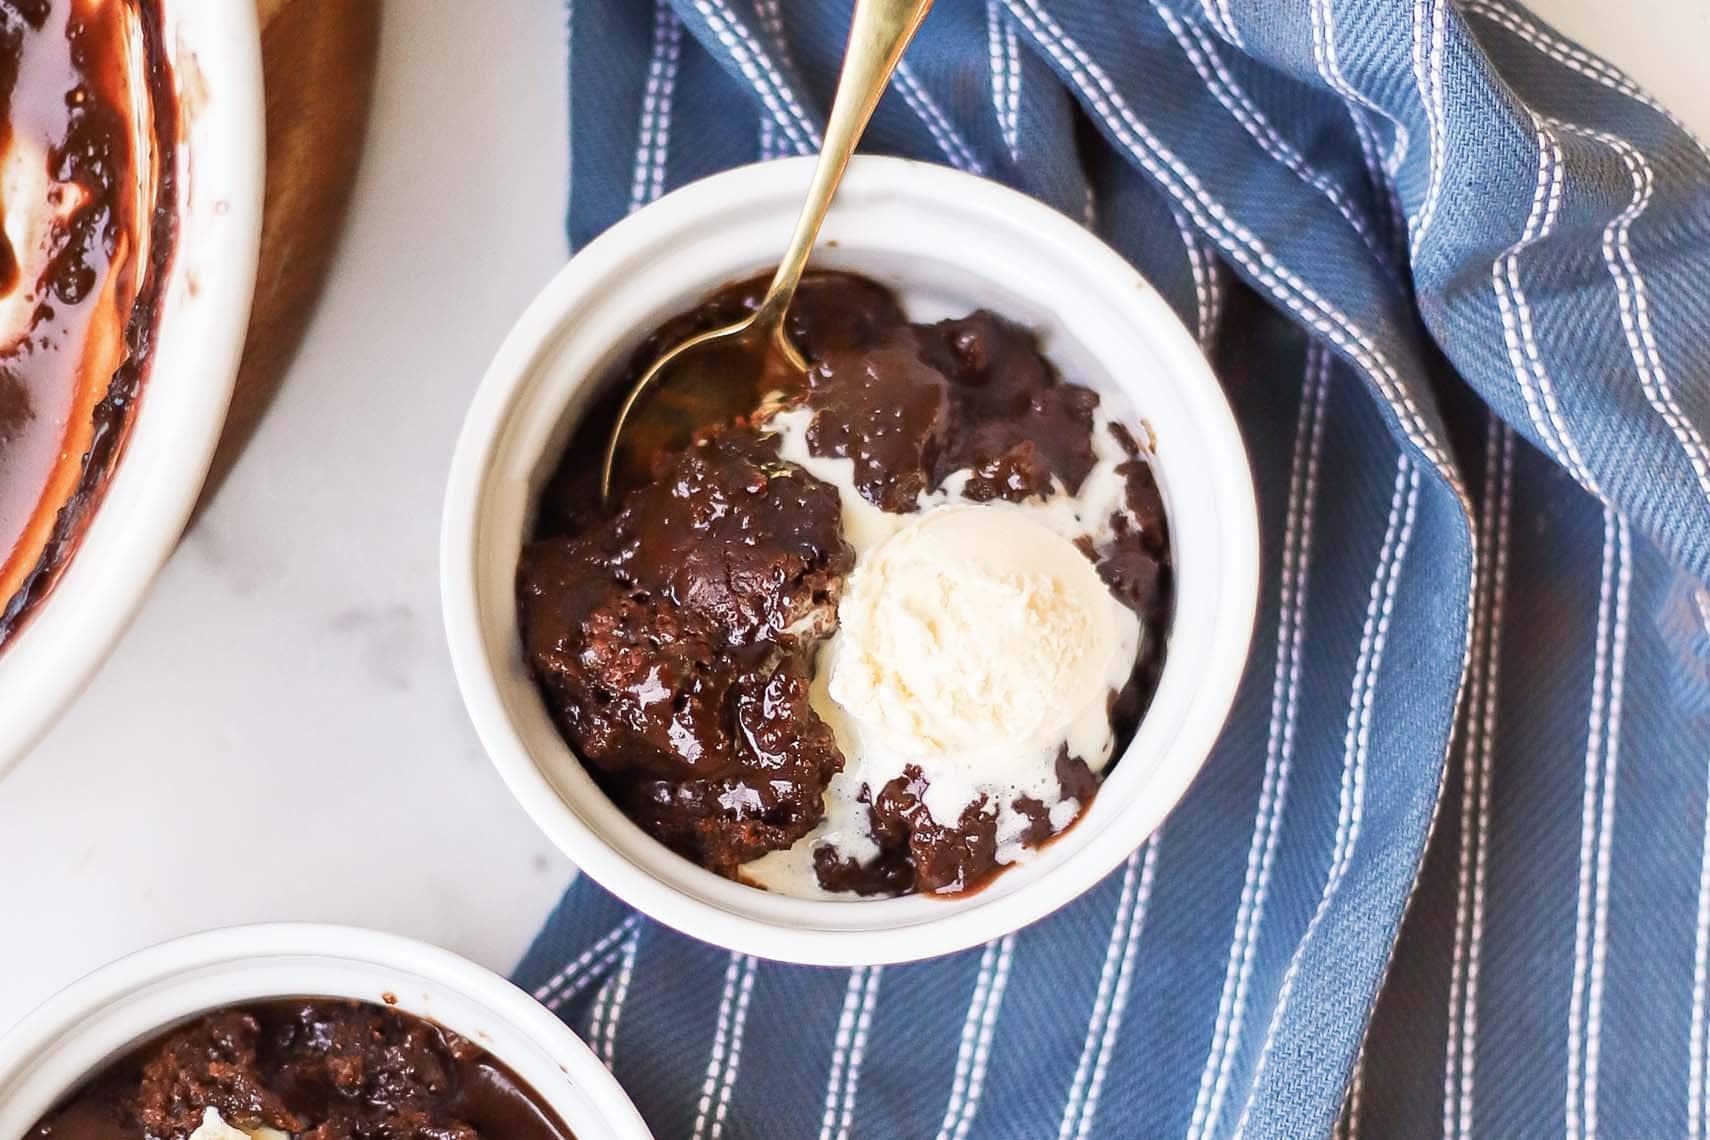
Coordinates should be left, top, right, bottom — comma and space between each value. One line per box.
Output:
511, 1, 1710, 1136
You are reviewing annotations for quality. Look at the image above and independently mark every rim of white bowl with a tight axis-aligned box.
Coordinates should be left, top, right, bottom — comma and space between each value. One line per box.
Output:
0, 924, 653, 1139
0, 0, 266, 774
443, 155, 1259, 966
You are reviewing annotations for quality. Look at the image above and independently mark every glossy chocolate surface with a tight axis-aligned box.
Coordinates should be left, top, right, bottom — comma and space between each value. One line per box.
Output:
25, 999, 576, 1140
521, 272, 1173, 896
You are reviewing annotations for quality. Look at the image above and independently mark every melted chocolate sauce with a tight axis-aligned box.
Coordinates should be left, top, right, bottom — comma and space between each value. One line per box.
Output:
25, 999, 577, 1140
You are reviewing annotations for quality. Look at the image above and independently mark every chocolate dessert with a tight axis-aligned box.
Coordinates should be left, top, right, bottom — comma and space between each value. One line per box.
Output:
25, 999, 576, 1140
0, 0, 178, 648
519, 271, 1173, 898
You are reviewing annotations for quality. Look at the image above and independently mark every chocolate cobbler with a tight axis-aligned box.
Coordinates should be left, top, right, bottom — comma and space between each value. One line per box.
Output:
519, 271, 1173, 898
25, 1000, 575, 1140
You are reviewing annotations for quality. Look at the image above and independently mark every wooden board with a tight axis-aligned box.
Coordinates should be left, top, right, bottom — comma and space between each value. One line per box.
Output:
196, 0, 382, 511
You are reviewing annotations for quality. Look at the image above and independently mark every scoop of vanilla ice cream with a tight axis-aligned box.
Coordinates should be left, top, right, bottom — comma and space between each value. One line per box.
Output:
827, 503, 1125, 767
741, 405, 1147, 897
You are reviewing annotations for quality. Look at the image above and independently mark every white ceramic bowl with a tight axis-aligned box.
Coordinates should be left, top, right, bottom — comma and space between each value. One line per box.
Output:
0, 0, 265, 772
0, 925, 653, 1140
443, 156, 1259, 967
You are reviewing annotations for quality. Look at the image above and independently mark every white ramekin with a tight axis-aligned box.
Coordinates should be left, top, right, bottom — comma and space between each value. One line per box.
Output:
442, 156, 1259, 967
0, 925, 653, 1140
0, 0, 266, 773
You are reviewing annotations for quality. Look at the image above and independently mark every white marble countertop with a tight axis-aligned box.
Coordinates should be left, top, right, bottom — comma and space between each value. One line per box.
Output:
2, 0, 1707, 1033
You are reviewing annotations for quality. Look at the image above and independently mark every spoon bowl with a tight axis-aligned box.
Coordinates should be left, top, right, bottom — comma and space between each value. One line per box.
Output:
598, 0, 934, 502
600, 315, 801, 497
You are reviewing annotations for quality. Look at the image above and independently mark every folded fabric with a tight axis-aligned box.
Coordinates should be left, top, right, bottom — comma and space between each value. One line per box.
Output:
511, 1, 1710, 1136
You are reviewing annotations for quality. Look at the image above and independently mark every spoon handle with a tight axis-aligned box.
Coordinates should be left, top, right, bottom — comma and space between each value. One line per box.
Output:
751, 0, 935, 361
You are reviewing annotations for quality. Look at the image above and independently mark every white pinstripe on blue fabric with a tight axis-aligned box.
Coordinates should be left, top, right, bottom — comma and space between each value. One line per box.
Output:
1153, 2, 1392, 270
1694, 591, 1710, 1140
1058, 849, 1145, 1140
1234, 456, 1424, 1140
1002, 0, 1471, 508
1550, 120, 1710, 507
1188, 345, 1331, 1140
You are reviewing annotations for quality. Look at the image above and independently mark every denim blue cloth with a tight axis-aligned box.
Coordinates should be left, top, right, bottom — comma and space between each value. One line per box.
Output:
510, 1, 1710, 1136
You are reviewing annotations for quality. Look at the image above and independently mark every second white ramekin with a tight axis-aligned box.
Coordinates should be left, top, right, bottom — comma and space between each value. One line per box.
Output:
0, 925, 652, 1139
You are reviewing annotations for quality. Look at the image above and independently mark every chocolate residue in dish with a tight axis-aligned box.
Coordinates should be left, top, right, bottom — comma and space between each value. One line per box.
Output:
25, 999, 577, 1140
0, 0, 178, 649
521, 271, 1173, 897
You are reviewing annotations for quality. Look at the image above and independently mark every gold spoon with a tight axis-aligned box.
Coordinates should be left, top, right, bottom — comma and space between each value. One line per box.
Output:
600, 0, 935, 502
